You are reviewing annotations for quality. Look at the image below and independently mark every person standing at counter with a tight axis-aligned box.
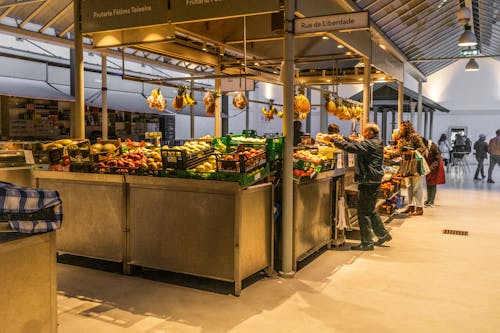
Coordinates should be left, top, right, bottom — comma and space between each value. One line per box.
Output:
326, 123, 392, 251
293, 120, 304, 146
399, 121, 428, 216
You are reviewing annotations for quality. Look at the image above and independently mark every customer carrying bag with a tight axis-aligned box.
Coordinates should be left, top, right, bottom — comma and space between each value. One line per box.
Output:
415, 150, 431, 176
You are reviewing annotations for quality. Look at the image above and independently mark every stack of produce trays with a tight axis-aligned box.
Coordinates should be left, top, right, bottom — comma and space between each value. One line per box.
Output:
161, 141, 213, 170
293, 149, 323, 180
216, 148, 269, 185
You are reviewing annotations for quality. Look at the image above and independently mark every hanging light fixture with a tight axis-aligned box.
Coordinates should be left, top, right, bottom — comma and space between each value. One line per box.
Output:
458, 25, 477, 47
465, 58, 479, 71
201, 41, 208, 51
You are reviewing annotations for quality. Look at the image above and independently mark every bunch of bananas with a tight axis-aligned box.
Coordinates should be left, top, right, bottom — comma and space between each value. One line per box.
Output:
261, 105, 284, 121
182, 91, 197, 106
294, 86, 310, 120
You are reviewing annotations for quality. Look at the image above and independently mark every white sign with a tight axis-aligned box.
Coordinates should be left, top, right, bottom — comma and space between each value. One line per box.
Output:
295, 11, 369, 34
220, 78, 255, 93
348, 153, 356, 168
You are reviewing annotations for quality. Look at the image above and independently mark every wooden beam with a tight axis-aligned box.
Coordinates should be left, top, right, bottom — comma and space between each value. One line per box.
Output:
57, 22, 73, 37
0, 0, 45, 10
18, 1, 49, 28
39, 2, 72, 33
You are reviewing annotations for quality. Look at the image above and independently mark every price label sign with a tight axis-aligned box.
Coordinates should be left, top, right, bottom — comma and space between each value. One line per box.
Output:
348, 153, 356, 168
336, 151, 344, 169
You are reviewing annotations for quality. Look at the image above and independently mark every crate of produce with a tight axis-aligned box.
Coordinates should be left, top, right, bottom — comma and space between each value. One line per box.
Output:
217, 149, 267, 173
379, 182, 396, 199
378, 201, 397, 215
176, 169, 218, 180
321, 158, 337, 171
266, 136, 283, 161
161, 147, 213, 170
217, 165, 269, 186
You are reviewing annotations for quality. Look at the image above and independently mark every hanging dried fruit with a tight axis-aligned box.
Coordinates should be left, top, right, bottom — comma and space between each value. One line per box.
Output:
203, 90, 219, 116
146, 88, 166, 111
233, 91, 248, 109
172, 85, 187, 111
294, 86, 311, 114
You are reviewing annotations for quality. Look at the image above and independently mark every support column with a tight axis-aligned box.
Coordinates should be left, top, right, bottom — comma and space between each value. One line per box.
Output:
397, 80, 404, 128
362, 57, 371, 130
245, 91, 250, 130
424, 109, 429, 138
73, 0, 85, 139
373, 106, 378, 124
391, 109, 396, 135
215, 66, 222, 137
319, 85, 328, 133
221, 95, 229, 136
101, 53, 108, 139
382, 108, 387, 145
429, 110, 434, 140
190, 79, 195, 138
410, 100, 416, 123
417, 80, 423, 135
280, 0, 295, 278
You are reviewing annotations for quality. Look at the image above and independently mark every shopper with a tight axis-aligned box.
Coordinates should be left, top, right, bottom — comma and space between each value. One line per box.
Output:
487, 129, 500, 183
293, 120, 304, 146
327, 123, 340, 135
422, 138, 445, 207
328, 123, 392, 251
453, 132, 466, 153
438, 133, 450, 166
398, 121, 428, 216
473, 134, 488, 180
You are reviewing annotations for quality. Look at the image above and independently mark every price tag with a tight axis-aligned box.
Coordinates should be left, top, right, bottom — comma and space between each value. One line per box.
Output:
167, 156, 176, 163
24, 150, 35, 164
254, 172, 261, 180
348, 153, 356, 167
336, 152, 344, 169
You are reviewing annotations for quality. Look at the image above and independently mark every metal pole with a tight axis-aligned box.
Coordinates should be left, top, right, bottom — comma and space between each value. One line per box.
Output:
397, 80, 403, 129
424, 109, 429, 139
319, 85, 328, 133
305, 87, 311, 134
101, 53, 108, 139
417, 80, 423, 135
362, 57, 371, 130
73, 0, 85, 139
382, 108, 387, 145
215, 65, 222, 137
245, 91, 250, 130
280, 0, 295, 278
190, 78, 195, 138
430, 110, 434, 140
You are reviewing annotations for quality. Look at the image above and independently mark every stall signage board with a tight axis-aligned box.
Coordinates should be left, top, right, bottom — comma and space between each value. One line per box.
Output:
169, 0, 280, 23
347, 153, 356, 168
220, 78, 255, 93
295, 11, 369, 34
81, 0, 167, 33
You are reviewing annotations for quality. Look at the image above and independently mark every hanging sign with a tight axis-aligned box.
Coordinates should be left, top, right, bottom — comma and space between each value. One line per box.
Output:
295, 11, 369, 35
220, 78, 255, 93
81, 0, 167, 33
168, 0, 280, 24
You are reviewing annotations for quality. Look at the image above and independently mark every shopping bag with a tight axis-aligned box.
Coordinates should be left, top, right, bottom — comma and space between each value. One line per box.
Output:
415, 150, 430, 176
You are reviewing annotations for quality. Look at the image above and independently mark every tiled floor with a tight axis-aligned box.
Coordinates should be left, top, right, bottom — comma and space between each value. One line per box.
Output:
57, 166, 500, 332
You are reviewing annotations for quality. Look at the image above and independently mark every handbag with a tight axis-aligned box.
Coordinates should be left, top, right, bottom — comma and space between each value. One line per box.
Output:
415, 150, 431, 176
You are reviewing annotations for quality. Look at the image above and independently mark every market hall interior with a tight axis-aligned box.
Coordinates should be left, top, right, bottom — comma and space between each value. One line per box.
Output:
56, 167, 500, 333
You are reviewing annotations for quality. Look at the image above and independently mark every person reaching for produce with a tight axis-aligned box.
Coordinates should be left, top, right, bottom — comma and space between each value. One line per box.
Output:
327, 123, 392, 251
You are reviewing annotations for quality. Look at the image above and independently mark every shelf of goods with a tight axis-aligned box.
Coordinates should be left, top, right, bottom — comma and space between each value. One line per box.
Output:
0, 232, 57, 333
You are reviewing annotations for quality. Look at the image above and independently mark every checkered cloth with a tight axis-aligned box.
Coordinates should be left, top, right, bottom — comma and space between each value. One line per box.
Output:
0, 181, 62, 233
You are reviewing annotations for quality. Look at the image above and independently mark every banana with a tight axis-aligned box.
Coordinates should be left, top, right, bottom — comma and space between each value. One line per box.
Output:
182, 93, 190, 106
188, 92, 197, 105
261, 107, 268, 116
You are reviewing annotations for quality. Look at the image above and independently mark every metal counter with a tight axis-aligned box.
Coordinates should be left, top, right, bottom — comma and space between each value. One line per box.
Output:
293, 168, 345, 270
0, 165, 34, 187
35, 171, 127, 265
0, 232, 57, 333
125, 176, 273, 295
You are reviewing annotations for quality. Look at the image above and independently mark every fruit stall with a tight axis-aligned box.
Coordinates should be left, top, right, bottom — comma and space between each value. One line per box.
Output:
34, 134, 275, 295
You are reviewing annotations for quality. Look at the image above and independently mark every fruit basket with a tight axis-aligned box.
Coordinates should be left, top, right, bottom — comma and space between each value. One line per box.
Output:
217, 149, 267, 173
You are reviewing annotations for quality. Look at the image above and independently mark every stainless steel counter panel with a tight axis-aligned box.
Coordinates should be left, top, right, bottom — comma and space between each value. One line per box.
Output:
126, 175, 273, 295
0, 232, 57, 333
35, 171, 126, 262
0, 166, 33, 187
293, 177, 333, 268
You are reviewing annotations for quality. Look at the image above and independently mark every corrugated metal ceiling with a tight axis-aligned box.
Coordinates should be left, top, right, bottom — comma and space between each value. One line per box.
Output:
0, 0, 498, 78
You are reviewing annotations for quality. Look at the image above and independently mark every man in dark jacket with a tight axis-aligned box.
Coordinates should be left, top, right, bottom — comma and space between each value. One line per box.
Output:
473, 134, 488, 180
329, 123, 392, 251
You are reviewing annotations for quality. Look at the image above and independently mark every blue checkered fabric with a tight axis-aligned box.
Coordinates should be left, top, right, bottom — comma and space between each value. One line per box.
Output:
0, 181, 62, 234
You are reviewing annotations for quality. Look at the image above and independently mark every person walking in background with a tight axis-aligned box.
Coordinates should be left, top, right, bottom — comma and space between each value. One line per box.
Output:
453, 132, 466, 153
293, 120, 304, 146
487, 129, 500, 183
422, 138, 445, 207
398, 121, 428, 216
438, 133, 450, 166
473, 134, 488, 180
326, 123, 392, 251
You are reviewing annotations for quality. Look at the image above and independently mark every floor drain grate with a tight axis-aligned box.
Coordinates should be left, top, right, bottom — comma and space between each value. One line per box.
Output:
442, 229, 469, 236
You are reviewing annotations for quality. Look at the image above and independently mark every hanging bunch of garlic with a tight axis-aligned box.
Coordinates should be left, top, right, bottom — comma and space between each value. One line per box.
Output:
146, 88, 166, 111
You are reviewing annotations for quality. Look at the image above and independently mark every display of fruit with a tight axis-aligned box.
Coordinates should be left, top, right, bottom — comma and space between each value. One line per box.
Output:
171, 140, 211, 155
293, 150, 323, 165
230, 136, 266, 144
293, 168, 314, 177
294, 86, 310, 120
323, 92, 337, 115
42, 138, 83, 151
146, 88, 166, 111
233, 90, 248, 109
191, 155, 217, 173
203, 90, 219, 116
172, 85, 187, 111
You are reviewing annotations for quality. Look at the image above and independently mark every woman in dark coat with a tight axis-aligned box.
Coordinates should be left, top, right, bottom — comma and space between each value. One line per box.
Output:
422, 138, 446, 207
